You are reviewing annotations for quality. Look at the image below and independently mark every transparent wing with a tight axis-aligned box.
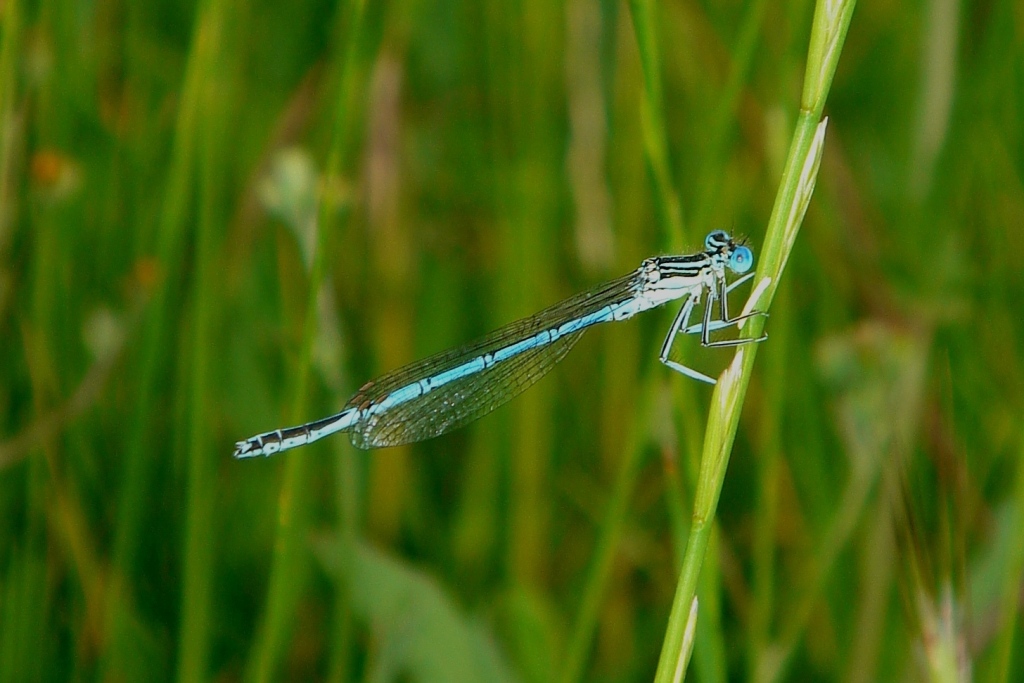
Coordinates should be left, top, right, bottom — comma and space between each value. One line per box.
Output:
345, 271, 639, 448
351, 330, 585, 448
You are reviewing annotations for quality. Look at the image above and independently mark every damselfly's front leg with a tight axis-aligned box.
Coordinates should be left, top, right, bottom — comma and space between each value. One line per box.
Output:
680, 272, 757, 335
690, 275, 768, 346
659, 293, 719, 384
661, 275, 769, 385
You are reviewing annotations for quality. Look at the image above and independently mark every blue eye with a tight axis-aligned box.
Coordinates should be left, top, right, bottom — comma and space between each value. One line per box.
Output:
729, 246, 753, 273
705, 230, 729, 250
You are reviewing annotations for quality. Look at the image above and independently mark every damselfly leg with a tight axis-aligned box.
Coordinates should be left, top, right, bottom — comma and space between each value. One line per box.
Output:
660, 273, 768, 384
680, 271, 757, 335
659, 294, 719, 384
698, 273, 768, 348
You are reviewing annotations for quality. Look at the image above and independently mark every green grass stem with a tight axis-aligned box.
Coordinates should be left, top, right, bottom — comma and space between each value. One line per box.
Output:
0, 0, 20, 226
246, 3, 367, 681
747, 277, 789, 680
558, 369, 659, 683
177, 3, 231, 680
558, 5, 698, 676
654, 1, 856, 680
101, 2, 215, 676
690, 0, 769, 234
627, 0, 685, 243
991, 431, 1024, 681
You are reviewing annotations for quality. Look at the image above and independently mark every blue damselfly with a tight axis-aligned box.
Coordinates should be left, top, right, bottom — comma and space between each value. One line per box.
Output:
234, 230, 766, 457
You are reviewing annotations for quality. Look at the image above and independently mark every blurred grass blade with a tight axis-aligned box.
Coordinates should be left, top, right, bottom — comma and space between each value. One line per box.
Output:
104, 0, 223, 676
246, 2, 369, 681
315, 537, 518, 683
0, 0, 21, 240
558, 371, 658, 683
984, 450, 1024, 682
177, 1, 232, 680
627, 0, 685, 245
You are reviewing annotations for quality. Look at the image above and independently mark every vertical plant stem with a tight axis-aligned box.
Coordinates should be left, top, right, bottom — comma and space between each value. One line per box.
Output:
0, 0, 20, 229
245, 170, 322, 683
627, 0, 704, 559
177, 2, 229, 680
559, 370, 658, 683
653, 1, 857, 681
103, 0, 214, 674
629, 2, 734, 679
325, 6, 371, 682
992, 430, 1024, 682
21, 183, 58, 683
627, 0, 684, 243
748, 278, 789, 681
558, 3, 693, 677
247, 3, 367, 682
505, 0, 561, 589
691, 0, 770, 234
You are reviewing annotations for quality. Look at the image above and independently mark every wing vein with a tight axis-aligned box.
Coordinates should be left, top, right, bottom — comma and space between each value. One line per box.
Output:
346, 271, 641, 448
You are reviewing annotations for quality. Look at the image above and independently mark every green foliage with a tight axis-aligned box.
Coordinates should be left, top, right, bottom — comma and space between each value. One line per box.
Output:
1, 0, 1023, 681
316, 537, 518, 683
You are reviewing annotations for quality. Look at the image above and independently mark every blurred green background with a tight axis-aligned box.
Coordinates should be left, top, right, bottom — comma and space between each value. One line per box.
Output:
1, 0, 1023, 681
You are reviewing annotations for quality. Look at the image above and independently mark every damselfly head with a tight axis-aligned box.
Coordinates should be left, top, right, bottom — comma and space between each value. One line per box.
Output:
703, 230, 754, 274
704, 229, 731, 251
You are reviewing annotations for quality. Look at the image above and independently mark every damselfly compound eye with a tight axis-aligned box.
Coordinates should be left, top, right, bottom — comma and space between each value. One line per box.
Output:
729, 245, 753, 273
704, 230, 729, 250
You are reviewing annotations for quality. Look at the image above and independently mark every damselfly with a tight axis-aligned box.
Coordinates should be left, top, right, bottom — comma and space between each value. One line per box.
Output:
234, 229, 766, 457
